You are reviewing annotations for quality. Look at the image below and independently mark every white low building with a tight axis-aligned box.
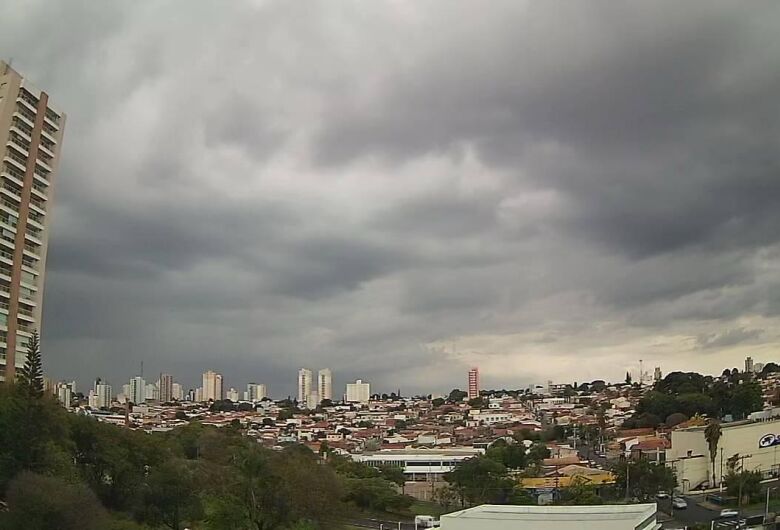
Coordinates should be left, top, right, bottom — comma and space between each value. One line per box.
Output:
352, 448, 482, 480
440, 504, 660, 530
667, 417, 780, 491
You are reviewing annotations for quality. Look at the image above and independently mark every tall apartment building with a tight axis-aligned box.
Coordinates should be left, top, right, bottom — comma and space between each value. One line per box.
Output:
159, 373, 174, 402
745, 356, 754, 374
202, 370, 223, 401
0, 61, 66, 382
246, 382, 267, 402
318, 368, 332, 402
129, 376, 145, 405
298, 368, 313, 408
468, 367, 480, 400
96, 383, 112, 408
346, 379, 370, 404
172, 382, 183, 401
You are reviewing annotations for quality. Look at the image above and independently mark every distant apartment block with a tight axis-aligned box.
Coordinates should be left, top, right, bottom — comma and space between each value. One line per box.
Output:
346, 379, 370, 404
298, 368, 313, 408
202, 370, 223, 401
318, 368, 332, 402
0, 60, 66, 382
468, 367, 480, 400
159, 373, 174, 402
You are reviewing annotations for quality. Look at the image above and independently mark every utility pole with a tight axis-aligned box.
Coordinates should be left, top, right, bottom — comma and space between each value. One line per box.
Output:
625, 460, 630, 501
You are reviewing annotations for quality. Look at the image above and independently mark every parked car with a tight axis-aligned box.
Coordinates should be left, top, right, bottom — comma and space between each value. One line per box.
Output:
672, 497, 688, 509
656, 491, 670, 499
718, 508, 739, 518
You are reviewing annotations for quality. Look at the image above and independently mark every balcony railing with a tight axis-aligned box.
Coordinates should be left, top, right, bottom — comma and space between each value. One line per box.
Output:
29, 197, 47, 212
12, 119, 33, 137
5, 150, 28, 169
2, 163, 26, 182
0, 248, 13, 262
23, 243, 39, 256
0, 198, 20, 212
15, 106, 36, 124
32, 183, 48, 196
45, 108, 60, 125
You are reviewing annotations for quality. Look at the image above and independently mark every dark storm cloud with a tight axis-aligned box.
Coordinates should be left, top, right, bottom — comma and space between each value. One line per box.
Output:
2, 0, 780, 393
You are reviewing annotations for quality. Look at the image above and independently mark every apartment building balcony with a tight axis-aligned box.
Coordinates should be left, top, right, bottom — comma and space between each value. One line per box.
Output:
13, 109, 35, 128
4, 150, 27, 173
16, 96, 37, 114
35, 156, 53, 173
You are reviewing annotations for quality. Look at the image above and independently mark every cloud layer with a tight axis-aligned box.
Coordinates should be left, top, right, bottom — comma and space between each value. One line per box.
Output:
2, 0, 780, 395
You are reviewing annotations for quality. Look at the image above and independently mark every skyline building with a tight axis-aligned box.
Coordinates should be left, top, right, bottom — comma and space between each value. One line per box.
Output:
346, 379, 370, 404
318, 368, 332, 402
202, 370, 223, 401
298, 368, 313, 408
745, 356, 754, 374
159, 373, 173, 402
246, 382, 267, 402
0, 60, 66, 382
172, 382, 183, 401
129, 376, 145, 405
96, 383, 112, 408
468, 367, 480, 400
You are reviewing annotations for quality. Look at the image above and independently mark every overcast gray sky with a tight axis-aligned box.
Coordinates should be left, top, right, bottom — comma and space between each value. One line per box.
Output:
2, 0, 780, 397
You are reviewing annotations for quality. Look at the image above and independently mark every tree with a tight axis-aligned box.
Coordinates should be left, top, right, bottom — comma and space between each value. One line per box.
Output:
445, 456, 513, 506
557, 476, 603, 505
467, 397, 485, 409
704, 419, 722, 487
142, 459, 202, 530
2, 472, 110, 530
611, 459, 676, 501
725, 470, 762, 504
665, 413, 688, 427
448, 389, 468, 402
17, 330, 43, 398
431, 397, 445, 408
527, 443, 551, 465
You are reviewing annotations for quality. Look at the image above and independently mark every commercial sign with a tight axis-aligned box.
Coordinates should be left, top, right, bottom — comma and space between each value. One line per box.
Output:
758, 433, 780, 448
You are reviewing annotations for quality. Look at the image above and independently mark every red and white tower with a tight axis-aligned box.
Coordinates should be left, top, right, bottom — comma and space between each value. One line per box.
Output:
468, 367, 480, 400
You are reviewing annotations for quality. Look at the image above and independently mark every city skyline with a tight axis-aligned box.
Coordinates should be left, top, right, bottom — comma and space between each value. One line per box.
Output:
3, 3, 780, 395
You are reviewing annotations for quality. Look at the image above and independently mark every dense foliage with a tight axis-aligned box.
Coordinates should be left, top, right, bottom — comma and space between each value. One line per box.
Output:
0, 384, 411, 530
625, 371, 763, 428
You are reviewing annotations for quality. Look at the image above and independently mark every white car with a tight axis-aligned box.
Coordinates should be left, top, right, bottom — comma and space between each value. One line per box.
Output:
656, 491, 670, 499
719, 508, 739, 518
672, 497, 688, 509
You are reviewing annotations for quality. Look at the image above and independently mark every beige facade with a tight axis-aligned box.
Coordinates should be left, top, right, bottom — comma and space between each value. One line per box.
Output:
0, 61, 65, 382
667, 418, 780, 491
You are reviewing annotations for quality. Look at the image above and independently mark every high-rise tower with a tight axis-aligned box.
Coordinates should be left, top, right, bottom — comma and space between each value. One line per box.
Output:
298, 368, 313, 408
468, 367, 480, 400
0, 61, 66, 382
318, 368, 332, 402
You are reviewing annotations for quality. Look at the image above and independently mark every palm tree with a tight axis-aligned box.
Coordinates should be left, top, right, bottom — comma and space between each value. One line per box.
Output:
17, 330, 43, 398
705, 419, 722, 487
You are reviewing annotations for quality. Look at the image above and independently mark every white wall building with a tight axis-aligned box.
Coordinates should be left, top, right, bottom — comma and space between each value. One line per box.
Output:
56, 382, 73, 407
96, 383, 112, 408
129, 376, 145, 405
346, 379, 370, 404
440, 504, 660, 530
246, 383, 267, 402
172, 383, 183, 401
318, 368, 332, 402
202, 371, 223, 401
668, 418, 780, 491
226, 388, 240, 402
298, 368, 313, 408
352, 448, 482, 481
